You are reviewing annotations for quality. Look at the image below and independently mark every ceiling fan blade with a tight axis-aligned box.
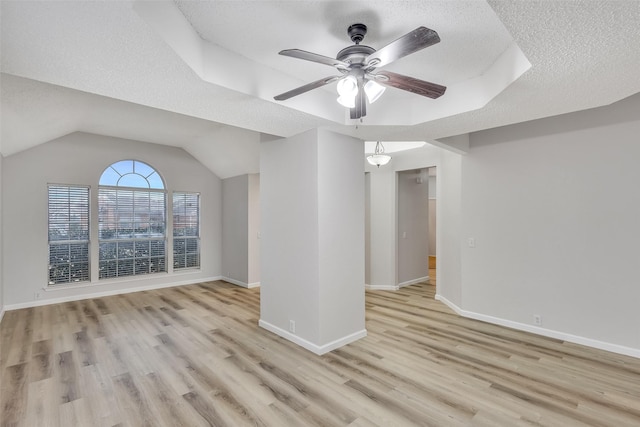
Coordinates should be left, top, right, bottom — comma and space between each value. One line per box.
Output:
274, 76, 341, 101
279, 49, 350, 70
374, 71, 446, 99
365, 27, 440, 69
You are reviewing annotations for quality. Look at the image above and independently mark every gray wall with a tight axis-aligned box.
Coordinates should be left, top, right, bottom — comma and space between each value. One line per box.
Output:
221, 173, 260, 286
0, 154, 3, 317
2, 132, 222, 306
247, 173, 260, 285
365, 144, 445, 290
260, 129, 321, 342
428, 171, 437, 256
437, 150, 463, 306
222, 174, 249, 283
461, 93, 640, 352
364, 173, 371, 286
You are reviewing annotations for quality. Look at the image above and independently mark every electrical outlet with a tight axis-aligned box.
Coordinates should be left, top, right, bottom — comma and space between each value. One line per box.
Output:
533, 314, 542, 326
468, 237, 476, 248
289, 320, 295, 333
34, 292, 41, 300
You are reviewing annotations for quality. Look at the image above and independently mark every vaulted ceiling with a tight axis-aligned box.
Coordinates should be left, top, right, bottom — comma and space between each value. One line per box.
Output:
2, 1, 639, 178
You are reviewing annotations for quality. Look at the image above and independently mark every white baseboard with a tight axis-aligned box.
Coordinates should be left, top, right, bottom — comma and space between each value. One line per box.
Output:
0, 306, 5, 324
365, 284, 398, 291
398, 276, 430, 288
3, 276, 223, 312
435, 294, 640, 359
365, 276, 430, 291
221, 277, 260, 288
259, 319, 367, 355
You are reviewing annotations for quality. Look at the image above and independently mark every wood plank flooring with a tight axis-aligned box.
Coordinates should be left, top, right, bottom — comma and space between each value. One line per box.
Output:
2, 278, 639, 426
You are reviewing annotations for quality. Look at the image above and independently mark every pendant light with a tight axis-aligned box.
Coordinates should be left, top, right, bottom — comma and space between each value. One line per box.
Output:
367, 141, 391, 167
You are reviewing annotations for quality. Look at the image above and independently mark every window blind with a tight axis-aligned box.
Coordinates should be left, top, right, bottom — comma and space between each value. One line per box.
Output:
98, 187, 166, 279
173, 192, 200, 269
48, 185, 90, 285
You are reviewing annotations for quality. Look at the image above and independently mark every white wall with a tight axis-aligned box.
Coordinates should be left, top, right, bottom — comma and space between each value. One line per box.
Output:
260, 128, 365, 353
2, 132, 222, 307
222, 174, 249, 284
460, 93, 640, 354
397, 169, 429, 285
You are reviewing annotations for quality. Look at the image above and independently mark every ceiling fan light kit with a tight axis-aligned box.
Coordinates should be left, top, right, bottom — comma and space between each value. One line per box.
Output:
274, 23, 447, 119
363, 80, 385, 104
336, 75, 358, 107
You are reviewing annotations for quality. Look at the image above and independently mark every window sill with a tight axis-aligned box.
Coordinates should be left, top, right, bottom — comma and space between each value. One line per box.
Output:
44, 269, 202, 292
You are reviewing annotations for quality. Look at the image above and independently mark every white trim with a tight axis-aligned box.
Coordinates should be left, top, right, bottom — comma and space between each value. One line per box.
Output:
221, 277, 260, 288
398, 276, 430, 288
435, 294, 640, 359
259, 319, 367, 355
0, 307, 5, 324
365, 284, 399, 291
4, 276, 222, 311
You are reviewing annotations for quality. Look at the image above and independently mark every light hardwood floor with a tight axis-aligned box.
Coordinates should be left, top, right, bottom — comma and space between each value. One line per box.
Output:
1, 278, 639, 426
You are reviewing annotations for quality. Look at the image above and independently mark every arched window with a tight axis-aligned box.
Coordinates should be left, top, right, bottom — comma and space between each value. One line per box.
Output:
98, 160, 166, 279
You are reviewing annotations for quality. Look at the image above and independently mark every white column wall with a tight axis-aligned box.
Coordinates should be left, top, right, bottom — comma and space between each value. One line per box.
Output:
317, 129, 365, 345
260, 129, 366, 354
260, 129, 321, 345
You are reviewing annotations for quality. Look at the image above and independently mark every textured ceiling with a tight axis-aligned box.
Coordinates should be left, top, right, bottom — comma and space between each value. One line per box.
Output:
1, 0, 639, 178
174, 1, 511, 86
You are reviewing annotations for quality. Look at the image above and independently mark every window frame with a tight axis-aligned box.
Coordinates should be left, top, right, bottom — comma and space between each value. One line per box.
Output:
98, 160, 168, 280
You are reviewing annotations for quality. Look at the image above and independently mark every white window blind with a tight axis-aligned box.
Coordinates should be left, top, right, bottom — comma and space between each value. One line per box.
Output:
173, 192, 200, 269
48, 185, 90, 285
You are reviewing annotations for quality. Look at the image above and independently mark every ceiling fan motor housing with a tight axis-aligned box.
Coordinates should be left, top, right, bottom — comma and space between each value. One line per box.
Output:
348, 23, 368, 44
336, 44, 375, 65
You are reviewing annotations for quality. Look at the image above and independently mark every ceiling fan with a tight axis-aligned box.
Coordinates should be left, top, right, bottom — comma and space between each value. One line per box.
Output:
274, 23, 447, 120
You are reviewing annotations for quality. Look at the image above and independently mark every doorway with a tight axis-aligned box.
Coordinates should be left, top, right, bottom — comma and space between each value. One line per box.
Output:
396, 168, 431, 287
